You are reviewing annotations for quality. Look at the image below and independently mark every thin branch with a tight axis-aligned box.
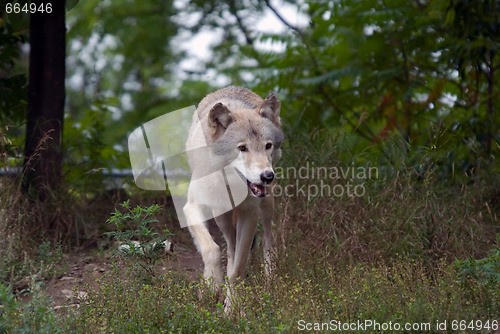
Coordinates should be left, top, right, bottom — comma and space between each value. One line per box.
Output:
263, 0, 319, 70
263, 0, 304, 37
265, 0, 380, 144
228, 1, 254, 46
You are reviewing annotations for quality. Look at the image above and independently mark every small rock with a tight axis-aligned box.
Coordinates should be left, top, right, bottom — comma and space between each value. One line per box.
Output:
162, 240, 174, 253
13, 276, 30, 290
76, 291, 88, 300
84, 263, 98, 272
61, 289, 73, 298
61, 289, 88, 300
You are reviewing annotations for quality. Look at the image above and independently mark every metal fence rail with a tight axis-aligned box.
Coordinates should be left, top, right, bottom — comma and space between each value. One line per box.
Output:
0, 167, 135, 178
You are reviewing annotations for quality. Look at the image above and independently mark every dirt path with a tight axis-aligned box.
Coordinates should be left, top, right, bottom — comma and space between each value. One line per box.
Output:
44, 242, 204, 309
43, 219, 228, 309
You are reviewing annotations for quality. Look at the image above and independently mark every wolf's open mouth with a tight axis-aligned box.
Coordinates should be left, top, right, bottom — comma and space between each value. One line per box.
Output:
247, 180, 267, 197
233, 168, 268, 197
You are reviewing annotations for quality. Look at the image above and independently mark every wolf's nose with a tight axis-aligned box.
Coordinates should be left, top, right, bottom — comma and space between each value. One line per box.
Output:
260, 170, 275, 184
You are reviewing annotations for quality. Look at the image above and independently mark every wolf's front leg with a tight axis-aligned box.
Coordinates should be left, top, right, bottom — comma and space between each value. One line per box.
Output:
224, 208, 259, 313
260, 195, 276, 276
214, 211, 236, 277
184, 202, 223, 287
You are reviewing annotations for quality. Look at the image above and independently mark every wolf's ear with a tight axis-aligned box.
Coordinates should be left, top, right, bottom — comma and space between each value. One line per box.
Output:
208, 102, 233, 137
259, 94, 281, 127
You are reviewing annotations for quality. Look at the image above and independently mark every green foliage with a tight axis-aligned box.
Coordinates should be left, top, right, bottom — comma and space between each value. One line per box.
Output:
0, 9, 28, 127
63, 101, 130, 194
454, 241, 500, 317
0, 280, 60, 334
106, 200, 172, 280
0, 10, 29, 163
189, 0, 499, 181
455, 240, 500, 285
444, 0, 500, 75
65, 0, 185, 145
0, 237, 65, 288
3, 0, 497, 191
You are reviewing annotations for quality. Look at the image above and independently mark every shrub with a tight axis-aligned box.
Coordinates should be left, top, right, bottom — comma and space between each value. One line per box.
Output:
106, 200, 173, 281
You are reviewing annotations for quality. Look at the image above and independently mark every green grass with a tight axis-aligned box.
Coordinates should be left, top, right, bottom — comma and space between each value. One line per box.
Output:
54, 255, 497, 333
1, 253, 497, 333
0, 280, 61, 333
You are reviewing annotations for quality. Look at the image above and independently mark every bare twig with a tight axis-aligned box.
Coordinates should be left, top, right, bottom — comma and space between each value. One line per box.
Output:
228, 1, 254, 46
264, 0, 378, 143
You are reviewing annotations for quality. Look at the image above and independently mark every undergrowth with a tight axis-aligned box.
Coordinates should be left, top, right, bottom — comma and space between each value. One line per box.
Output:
0, 128, 498, 332
106, 200, 173, 281
57, 253, 498, 333
0, 279, 60, 333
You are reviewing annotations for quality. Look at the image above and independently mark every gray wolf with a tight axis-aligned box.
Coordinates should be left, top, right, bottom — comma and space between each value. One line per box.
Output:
183, 86, 284, 310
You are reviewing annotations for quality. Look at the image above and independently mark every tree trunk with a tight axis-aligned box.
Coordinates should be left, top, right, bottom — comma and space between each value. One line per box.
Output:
23, 0, 66, 200
485, 50, 495, 155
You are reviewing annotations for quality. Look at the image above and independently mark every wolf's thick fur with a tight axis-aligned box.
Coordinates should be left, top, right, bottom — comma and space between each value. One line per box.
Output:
183, 86, 284, 310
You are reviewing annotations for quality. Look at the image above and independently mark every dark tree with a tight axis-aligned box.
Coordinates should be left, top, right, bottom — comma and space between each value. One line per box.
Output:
23, 0, 66, 199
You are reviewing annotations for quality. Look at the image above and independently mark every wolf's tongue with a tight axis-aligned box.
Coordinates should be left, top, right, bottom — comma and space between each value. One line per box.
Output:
250, 182, 267, 197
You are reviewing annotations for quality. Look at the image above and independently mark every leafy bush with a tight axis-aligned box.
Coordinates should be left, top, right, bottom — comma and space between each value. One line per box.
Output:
454, 240, 500, 316
106, 200, 173, 281
455, 240, 500, 285
0, 280, 60, 333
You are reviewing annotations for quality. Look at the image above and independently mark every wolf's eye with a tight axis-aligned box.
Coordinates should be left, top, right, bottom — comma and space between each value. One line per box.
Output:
265, 143, 273, 150
238, 145, 248, 152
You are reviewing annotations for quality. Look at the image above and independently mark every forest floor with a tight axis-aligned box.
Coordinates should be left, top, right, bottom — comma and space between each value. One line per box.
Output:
44, 244, 201, 310
41, 220, 227, 311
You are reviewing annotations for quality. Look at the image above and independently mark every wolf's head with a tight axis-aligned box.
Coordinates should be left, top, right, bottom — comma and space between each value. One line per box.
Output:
207, 94, 284, 198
